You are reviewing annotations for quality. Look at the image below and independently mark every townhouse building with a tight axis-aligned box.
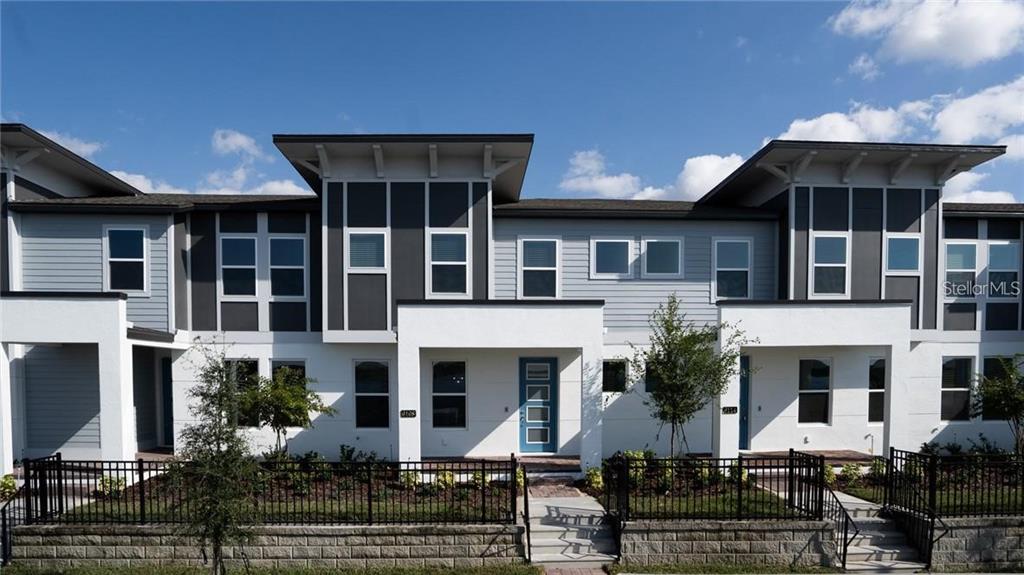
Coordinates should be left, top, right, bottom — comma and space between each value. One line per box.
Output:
0, 123, 1019, 475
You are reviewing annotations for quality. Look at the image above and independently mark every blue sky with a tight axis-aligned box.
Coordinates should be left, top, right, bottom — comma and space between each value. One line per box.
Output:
2, 1, 1022, 201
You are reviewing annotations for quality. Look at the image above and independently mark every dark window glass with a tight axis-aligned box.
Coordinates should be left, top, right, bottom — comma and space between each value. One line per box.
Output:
799, 360, 831, 391
523, 270, 556, 298
109, 261, 144, 290
869, 359, 886, 390
887, 237, 919, 271
941, 358, 972, 421
603, 361, 627, 392
221, 238, 255, 266
270, 238, 304, 266
942, 358, 973, 389
868, 392, 885, 423
523, 241, 556, 268
798, 360, 830, 424
349, 234, 385, 268
717, 270, 748, 298
644, 363, 662, 393
595, 241, 629, 274
945, 271, 976, 296
646, 241, 679, 274
109, 230, 144, 259
716, 241, 749, 268
431, 265, 466, 294
868, 359, 885, 423
228, 360, 259, 427
814, 237, 846, 264
941, 391, 971, 421
988, 272, 1018, 298
814, 267, 846, 295
798, 393, 829, 424
432, 396, 466, 428
355, 396, 389, 428
431, 234, 466, 262
272, 361, 306, 380
271, 268, 304, 296
355, 361, 388, 394
223, 268, 256, 296
983, 357, 1009, 420
433, 362, 466, 394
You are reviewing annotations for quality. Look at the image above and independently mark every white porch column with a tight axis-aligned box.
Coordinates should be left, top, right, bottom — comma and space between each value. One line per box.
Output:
713, 354, 742, 459
882, 342, 913, 456
97, 303, 137, 461
396, 338, 421, 462
0, 343, 13, 475
579, 339, 604, 470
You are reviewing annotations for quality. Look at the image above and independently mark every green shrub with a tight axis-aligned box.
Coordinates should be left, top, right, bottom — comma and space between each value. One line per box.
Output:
585, 467, 604, 492
399, 470, 420, 490
840, 463, 862, 487
623, 450, 648, 485
657, 465, 676, 492
515, 467, 525, 491
434, 470, 455, 491
869, 458, 886, 481
0, 474, 16, 502
693, 460, 721, 487
290, 474, 311, 497
97, 475, 126, 499
823, 464, 836, 488
471, 471, 489, 490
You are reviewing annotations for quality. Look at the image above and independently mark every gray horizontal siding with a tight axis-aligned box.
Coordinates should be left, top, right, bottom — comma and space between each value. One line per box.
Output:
493, 218, 776, 329
25, 344, 101, 451
20, 214, 171, 331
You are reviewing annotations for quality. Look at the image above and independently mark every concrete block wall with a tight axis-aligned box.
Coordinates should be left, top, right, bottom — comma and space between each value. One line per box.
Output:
13, 524, 524, 569
931, 517, 1024, 572
619, 520, 835, 567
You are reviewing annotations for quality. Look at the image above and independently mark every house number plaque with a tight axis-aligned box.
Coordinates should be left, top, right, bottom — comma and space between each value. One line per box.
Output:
721, 406, 738, 415
400, 410, 417, 418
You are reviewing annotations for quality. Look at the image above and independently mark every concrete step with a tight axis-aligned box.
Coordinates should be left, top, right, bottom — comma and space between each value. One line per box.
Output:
530, 550, 617, 564
531, 535, 616, 554
529, 522, 610, 537
845, 559, 927, 572
847, 506, 884, 518
530, 514, 606, 527
850, 527, 907, 546
846, 544, 919, 562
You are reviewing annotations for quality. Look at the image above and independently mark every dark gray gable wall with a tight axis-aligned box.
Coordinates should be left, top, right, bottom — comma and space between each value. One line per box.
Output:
190, 212, 218, 331
173, 213, 189, 330
851, 188, 882, 299
348, 274, 387, 330
309, 208, 323, 331
327, 183, 345, 330
390, 182, 425, 325
922, 190, 939, 329
1, 172, 8, 291
472, 182, 488, 300
793, 187, 810, 299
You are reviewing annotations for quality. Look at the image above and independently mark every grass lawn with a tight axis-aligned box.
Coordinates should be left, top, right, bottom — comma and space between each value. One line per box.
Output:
2, 566, 540, 575
623, 489, 794, 520
605, 564, 840, 574
841, 484, 1024, 515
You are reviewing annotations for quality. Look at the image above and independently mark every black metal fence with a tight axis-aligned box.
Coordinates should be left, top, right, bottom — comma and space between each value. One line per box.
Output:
603, 451, 824, 521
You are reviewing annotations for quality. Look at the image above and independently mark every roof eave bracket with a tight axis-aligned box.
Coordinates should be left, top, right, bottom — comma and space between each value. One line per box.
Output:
936, 154, 966, 186
888, 153, 917, 185
756, 162, 791, 183
841, 152, 867, 184
315, 144, 331, 179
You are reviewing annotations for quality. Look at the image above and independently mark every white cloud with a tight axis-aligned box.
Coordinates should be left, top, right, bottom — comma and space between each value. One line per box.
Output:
196, 179, 310, 196
735, 36, 748, 48
848, 53, 881, 81
941, 171, 1016, 203
831, 0, 1024, 68
775, 101, 927, 142
674, 154, 744, 200
211, 128, 268, 160
110, 171, 190, 195
996, 134, 1024, 161
933, 76, 1024, 142
559, 150, 668, 199
39, 130, 104, 158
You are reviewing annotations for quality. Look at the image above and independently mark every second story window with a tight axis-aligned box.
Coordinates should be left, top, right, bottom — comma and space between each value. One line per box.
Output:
945, 243, 977, 298
886, 236, 920, 273
519, 238, 559, 298
642, 237, 683, 279
590, 238, 633, 279
429, 232, 468, 296
348, 233, 386, 271
221, 237, 256, 297
105, 228, 146, 292
713, 238, 751, 299
270, 238, 305, 297
812, 235, 848, 297
987, 243, 1019, 299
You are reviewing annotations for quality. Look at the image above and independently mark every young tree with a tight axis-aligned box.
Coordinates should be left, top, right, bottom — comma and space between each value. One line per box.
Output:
973, 355, 1024, 455
628, 294, 749, 456
245, 367, 336, 453
171, 343, 259, 575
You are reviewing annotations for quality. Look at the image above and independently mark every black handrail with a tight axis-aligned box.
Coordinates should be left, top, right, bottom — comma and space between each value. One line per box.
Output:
521, 468, 532, 564
1, 483, 27, 566
822, 485, 859, 570
886, 449, 949, 569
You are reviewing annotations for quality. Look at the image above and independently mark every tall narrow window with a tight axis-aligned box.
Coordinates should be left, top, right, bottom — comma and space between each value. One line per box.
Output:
590, 238, 633, 279
433, 361, 467, 428
868, 359, 885, 423
354, 361, 389, 428
644, 362, 662, 393
982, 357, 1010, 420
271, 360, 308, 427
642, 237, 683, 278
988, 243, 1019, 299
798, 359, 830, 424
945, 243, 977, 298
270, 238, 305, 297
520, 239, 558, 298
221, 237, 257, 296
602, 360, 627, 393
348, 233, 386, 270
429, 232, 468, 295
226, 359, 259, 427
941, 357, 972, 421
886, 236, 920, 272
714, 239, 751, 299
106, 228, 146, 291
812, 235, 847, 296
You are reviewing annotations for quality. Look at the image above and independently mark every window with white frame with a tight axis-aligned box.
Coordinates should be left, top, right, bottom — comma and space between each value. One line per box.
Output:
812, 235, 848, 296
590, 238, 633, 279
945, 242, 977, 298
226, 359, 260, 427
987, 242, 1019, 299
271, 360, 308, 427
221, 237, 257, 296
798, 359, 830, 424
348, 232, 386, 271
519, 238, 558, 298
642, 237, 683, 278
713, 238, 751, 299
432, 361, 467, 428
269, 237, 305, 297
429, 232, 468, 296
354, 361, 389, 429
940, 357, 971, 422
868, 358, 885, 423
982, 357, 1010, 420
105, 228, 146, 292
886, 235, 921, 273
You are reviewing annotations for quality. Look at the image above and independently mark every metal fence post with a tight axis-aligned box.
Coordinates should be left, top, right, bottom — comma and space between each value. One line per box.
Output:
137, 459, 147, 525
787, 448, 795, 510
817, 455, 826, 520
617, 456, 629, 521
56, 453, 64, 515
481, 461, 487, 524
510, 454, 518, 523
2, 506, 9, 566
736, 455, 744, 520
927, 453, 938, 513
38, 458, 49, 519
366, 464, 374, 526
24, 459, 33, 526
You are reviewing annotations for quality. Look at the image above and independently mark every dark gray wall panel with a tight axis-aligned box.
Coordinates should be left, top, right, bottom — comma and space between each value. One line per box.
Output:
132, 346, 157, 448
429, 182, 469, 228
327, 184, 344, 330
922, 190, 939, 329
390, 182, 425, 324
760, 191, 789, 299
887, 189, 921, 232
13, 176, 60, 199
190, 212, 218, 331
886, 276, 919, 329
1, 172, 8, 291
851, 188, 882, 300
473, 182, 488, 300
173, 213, 189, 330
270, 302, 307, 331
221, 302, 258, 331
25, 344, 100, 452
988, 219, 1022, 240
309, 209, 322, 332
348, 274, 387, 330
794, 187, 809, 299
944, 218, 978, 239
986, 303, 1019, 331
268, 212, 307, 234
219, 212, 257, 233
347, 182, 387, 228
812, 187, 849, 231
944, 303, 977, 331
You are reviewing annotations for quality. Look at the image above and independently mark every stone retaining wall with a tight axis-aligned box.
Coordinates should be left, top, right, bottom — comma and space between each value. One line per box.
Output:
931, 516, 1024, 572
13, 524, 524, 569
619, 520, 834, 567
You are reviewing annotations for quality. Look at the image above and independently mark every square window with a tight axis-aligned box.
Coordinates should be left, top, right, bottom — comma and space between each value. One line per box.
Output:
223, 268, 256, 296
798, 393, 829, 424
431, 234, 466, 262
799, 360, 831, 391
349, 234, 385, 268
523, 240, 556, 268
716, 270, 749, 298
644, 240, 681, 276
355, 361, 389, 394
989, 244, 1018, 269
432, 396, 466, 428
593, 240, 631, 277
523, 270, 556, 298
270, 238, 304, 266
271, 268, 304, 296
946, 244, 976, 270
602, 361, 627, 392
108, 230, 144, 259
433, 362, 466, 394
431, 265, 467, 294
222, 238, 256, 266
887, 237, 920, 271
814, 237, 847, 265
716, 241, 749, 269
813, 267, 846, 295
109, 261, 144, 291
355, 396, 389, 428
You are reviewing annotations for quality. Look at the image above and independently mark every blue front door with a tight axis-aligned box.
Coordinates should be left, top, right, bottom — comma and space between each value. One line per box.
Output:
739, 355, 750, 450
519, 358, 558, 453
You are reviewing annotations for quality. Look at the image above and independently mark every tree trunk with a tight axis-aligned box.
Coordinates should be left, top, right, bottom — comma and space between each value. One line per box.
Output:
210, 542, 221, 575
